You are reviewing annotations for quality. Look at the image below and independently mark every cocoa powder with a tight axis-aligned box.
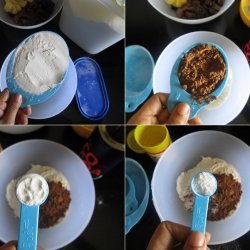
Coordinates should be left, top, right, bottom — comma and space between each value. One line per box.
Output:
208, 174, 242, 221
178, 44, 226, 103
39, 181, 71, 228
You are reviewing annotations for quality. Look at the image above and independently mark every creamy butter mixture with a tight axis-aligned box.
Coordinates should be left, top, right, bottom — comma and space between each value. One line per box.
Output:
13, 32, 69, 95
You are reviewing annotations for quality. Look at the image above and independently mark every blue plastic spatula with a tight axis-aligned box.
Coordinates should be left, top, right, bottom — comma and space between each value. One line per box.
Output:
167, 42, 229, 120
191, 172, 217, 234
16, 174, 49, 250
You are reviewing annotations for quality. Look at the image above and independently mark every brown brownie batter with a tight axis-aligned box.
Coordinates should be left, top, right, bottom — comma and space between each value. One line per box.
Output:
39, 181, 71, 228
178, 44, 226, 103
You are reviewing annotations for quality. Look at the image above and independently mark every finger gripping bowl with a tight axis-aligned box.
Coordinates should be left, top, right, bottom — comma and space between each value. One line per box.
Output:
6, 31, 70, 108
167, 42, 229, 120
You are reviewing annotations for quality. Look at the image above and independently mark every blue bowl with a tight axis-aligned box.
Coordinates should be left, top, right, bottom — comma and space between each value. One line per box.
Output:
167, 42, 229, 119
6, 31, 69, 108
125, 45, 154, 112
126, 175, 139, 216
125, 158, 150, 234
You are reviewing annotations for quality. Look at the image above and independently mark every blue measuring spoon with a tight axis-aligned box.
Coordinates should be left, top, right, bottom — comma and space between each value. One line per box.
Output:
191, 172, 217, 234
168, 42, 229, 120
126, 175, 139, 216
16, 174, 49, 250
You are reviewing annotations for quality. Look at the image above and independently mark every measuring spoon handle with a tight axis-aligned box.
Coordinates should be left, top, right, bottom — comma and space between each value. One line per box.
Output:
191, 195, 209, 234
18, 204, 39, 250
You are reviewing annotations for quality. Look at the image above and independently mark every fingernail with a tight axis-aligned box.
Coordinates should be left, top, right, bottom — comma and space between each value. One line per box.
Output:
14, 94, 22, 103
205, 232, 211, 242
189, 232, 205, 247
177, 103, 190, 115
3, 88, 9, 94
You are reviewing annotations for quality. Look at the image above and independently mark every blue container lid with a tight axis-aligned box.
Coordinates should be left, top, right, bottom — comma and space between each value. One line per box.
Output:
74, 57, 109, 120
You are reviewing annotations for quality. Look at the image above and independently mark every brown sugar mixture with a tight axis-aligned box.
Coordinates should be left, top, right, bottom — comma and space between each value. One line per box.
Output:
208, 174, 242, 221
176, 0, 225, 19
39, 181, 71, 228
178, 44, 226, 103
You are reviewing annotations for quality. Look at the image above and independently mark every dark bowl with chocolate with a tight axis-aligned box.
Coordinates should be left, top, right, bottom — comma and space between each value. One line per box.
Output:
177, 42, 229, 104
0, 0, 63, 29
148, 0, 234, 24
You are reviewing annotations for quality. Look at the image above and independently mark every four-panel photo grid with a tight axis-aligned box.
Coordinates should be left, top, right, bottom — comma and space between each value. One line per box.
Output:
0, 0, 250, 249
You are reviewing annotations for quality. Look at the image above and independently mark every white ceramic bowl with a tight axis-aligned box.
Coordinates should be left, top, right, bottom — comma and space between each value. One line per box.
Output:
0, 0, 63, 29
147, 0, 235, 24
0, 125, 43, 134
152, 130, 250, 244
0, 140, 95, 250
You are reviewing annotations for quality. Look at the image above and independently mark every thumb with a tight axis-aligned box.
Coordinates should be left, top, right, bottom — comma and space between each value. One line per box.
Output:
183, 232, 207, 250
2, 94, 22, 124
167, 103, 190, 124
0, 241, 16, 250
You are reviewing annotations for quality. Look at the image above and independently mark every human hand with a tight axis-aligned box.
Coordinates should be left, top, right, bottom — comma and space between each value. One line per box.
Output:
0, 241, 43, 250
147, 221, 211, 250
127, 93, 203, 125
0, 89, 31, 125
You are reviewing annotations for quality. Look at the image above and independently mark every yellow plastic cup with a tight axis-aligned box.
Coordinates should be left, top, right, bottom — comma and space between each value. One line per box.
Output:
71, 125, 96, 138
127, 129, 145, 153
134, 125, 171, 154
240, 0, 250, 27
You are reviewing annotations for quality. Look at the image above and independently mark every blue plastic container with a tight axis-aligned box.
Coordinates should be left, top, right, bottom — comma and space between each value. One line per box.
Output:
126, 174, 139, 216
6, 31, 69, 108
125, 45, 154, 113
125, 158, 150, 234
74, 57, 109, 121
